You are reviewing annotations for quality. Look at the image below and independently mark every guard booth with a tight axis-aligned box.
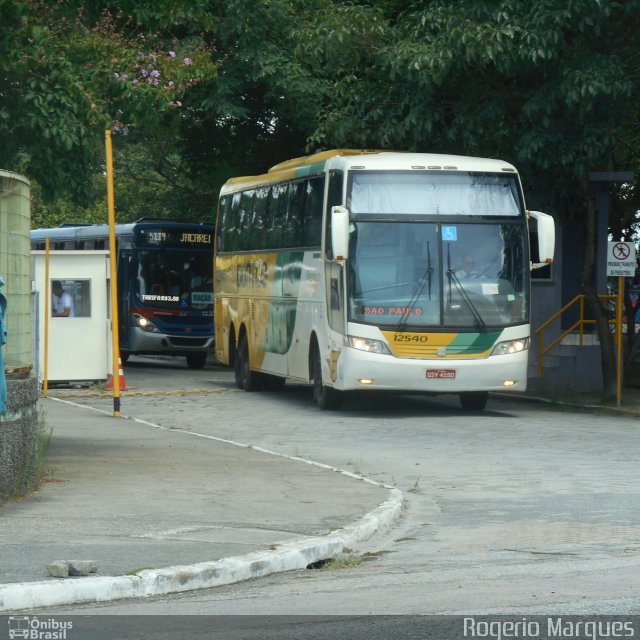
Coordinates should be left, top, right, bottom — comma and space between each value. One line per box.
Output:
32, 250, 111, 385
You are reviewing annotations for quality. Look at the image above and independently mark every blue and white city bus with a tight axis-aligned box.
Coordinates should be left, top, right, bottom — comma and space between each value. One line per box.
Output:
32, 219, 214, 368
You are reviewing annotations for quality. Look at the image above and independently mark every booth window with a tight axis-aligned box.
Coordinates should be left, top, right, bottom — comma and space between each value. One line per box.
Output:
51, 279, 91, 317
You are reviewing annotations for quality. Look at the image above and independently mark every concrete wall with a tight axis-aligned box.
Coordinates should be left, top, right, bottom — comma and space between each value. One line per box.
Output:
0, 378, 40, 504
0, 170, 39, 505
0, 170, 32, 371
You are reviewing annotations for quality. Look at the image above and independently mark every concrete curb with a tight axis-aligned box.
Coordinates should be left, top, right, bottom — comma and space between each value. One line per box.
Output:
0, 399, 404, 612
0, 488, 403, 612
495, 392, 640, 417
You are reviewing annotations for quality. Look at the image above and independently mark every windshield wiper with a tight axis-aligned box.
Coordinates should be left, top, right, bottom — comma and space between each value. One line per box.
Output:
446, 245, 486, 329
397, 241, 433, 331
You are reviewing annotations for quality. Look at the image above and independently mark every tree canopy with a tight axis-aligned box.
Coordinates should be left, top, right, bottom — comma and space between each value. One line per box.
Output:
1, 0, 215, 211
3, 0, 639, 227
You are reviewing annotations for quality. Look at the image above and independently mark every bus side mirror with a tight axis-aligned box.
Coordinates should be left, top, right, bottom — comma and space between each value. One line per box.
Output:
528, 210, 555, 269
331, 206, 350, 260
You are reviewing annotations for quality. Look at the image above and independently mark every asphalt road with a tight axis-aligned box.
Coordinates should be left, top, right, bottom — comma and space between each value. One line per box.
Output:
40, 355, 640, 618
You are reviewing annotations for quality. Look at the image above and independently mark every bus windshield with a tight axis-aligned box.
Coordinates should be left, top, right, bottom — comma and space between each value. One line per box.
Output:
349, 171, 522, 216
136, 250, 213, 310
348, 221, 528, 328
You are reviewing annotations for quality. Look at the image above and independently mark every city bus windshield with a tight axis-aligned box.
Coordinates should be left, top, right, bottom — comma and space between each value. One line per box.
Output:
135, 250, 213, 310
348, 221, 528, 328
349, 171, 522, 216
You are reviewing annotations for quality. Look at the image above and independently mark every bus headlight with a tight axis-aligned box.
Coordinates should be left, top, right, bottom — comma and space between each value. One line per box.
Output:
133, 313, 160, 333
348, 336, 390, 354
491, 337, 529, 356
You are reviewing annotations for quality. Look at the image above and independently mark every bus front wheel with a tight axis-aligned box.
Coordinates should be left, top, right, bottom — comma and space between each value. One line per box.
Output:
186, 353, 207, 369
311, 347, 342, 410
235, 335, 260, 391
459, 391, 488, 412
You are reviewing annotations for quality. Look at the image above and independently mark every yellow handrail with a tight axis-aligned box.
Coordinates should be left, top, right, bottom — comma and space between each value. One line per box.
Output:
535, 294, 617, 376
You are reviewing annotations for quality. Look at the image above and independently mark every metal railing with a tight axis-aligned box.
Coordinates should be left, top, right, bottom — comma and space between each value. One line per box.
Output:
535, 293, 617, 376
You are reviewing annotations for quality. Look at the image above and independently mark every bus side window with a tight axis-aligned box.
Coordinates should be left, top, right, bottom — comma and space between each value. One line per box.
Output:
268, 183, 287, 248
303, 176, 324, 247
238, 190, 255, 251
285, 181, 305, 248
216, 196, 230, 251
325, 170, 344, 259
226, 193, 242, 251
253, 186, 270, 251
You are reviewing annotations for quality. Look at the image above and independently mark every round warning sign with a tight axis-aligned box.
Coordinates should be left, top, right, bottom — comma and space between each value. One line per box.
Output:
607, 241, 636, 276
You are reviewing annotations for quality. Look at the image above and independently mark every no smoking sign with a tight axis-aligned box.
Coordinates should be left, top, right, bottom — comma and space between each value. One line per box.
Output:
607, 241, 636, 276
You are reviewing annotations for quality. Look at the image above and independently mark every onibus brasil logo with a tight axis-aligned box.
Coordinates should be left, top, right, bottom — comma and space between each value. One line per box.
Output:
8, 617, 73, 640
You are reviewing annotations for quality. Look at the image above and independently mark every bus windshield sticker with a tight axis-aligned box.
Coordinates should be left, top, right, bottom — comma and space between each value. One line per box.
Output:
141, 294, 180, 302
442, 226, 457, 241
481, 283, 499, 295
192, 291, 213, 305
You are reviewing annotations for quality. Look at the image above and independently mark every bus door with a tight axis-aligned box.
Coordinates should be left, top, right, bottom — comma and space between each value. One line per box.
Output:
117, 250, 133, 349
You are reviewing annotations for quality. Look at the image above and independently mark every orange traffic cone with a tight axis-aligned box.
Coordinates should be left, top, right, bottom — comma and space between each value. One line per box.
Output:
106, 355, 128, 391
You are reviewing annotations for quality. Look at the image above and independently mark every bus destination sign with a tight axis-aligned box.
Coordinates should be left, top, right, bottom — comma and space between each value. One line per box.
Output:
138, 228, 213, 248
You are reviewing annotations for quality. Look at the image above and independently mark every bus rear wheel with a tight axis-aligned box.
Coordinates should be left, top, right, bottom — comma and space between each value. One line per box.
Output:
459, 391, 488, 412
311, 347, 342, 410
186, 353, 207, 369
234, 335, 260, 391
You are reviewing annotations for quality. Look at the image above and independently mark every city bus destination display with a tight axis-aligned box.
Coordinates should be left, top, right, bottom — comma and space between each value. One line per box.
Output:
136, 228, 213, 248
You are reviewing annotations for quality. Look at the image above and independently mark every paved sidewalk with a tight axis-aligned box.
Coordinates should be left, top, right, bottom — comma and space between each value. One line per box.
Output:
2, 371, 638, 614
503, 386, 640, 417
0, 397, 401, 612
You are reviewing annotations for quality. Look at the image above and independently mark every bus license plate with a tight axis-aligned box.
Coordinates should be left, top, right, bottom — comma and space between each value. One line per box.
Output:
426, 369, 456, 379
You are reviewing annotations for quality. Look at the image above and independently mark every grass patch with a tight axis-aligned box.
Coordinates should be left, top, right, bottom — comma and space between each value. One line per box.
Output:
408, 479, 421, 494
308, 553, 365, 571
123, 567, 154, 576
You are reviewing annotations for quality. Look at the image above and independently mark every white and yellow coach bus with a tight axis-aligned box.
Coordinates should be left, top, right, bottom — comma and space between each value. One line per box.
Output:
214, 149, 554, 411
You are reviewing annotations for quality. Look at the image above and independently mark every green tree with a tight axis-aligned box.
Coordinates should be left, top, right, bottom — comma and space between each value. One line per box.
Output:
0, 0, 215, 204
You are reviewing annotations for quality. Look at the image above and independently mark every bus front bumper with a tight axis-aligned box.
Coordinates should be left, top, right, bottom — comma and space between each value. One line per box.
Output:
334, 347, 528, 393
127, 327, 214, 356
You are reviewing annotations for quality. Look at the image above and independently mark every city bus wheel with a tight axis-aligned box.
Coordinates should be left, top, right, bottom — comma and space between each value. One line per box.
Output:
186, 353, 207, 369
459, 391, 488, 412
235, 335, 259, 392
311, 347, 342, 410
